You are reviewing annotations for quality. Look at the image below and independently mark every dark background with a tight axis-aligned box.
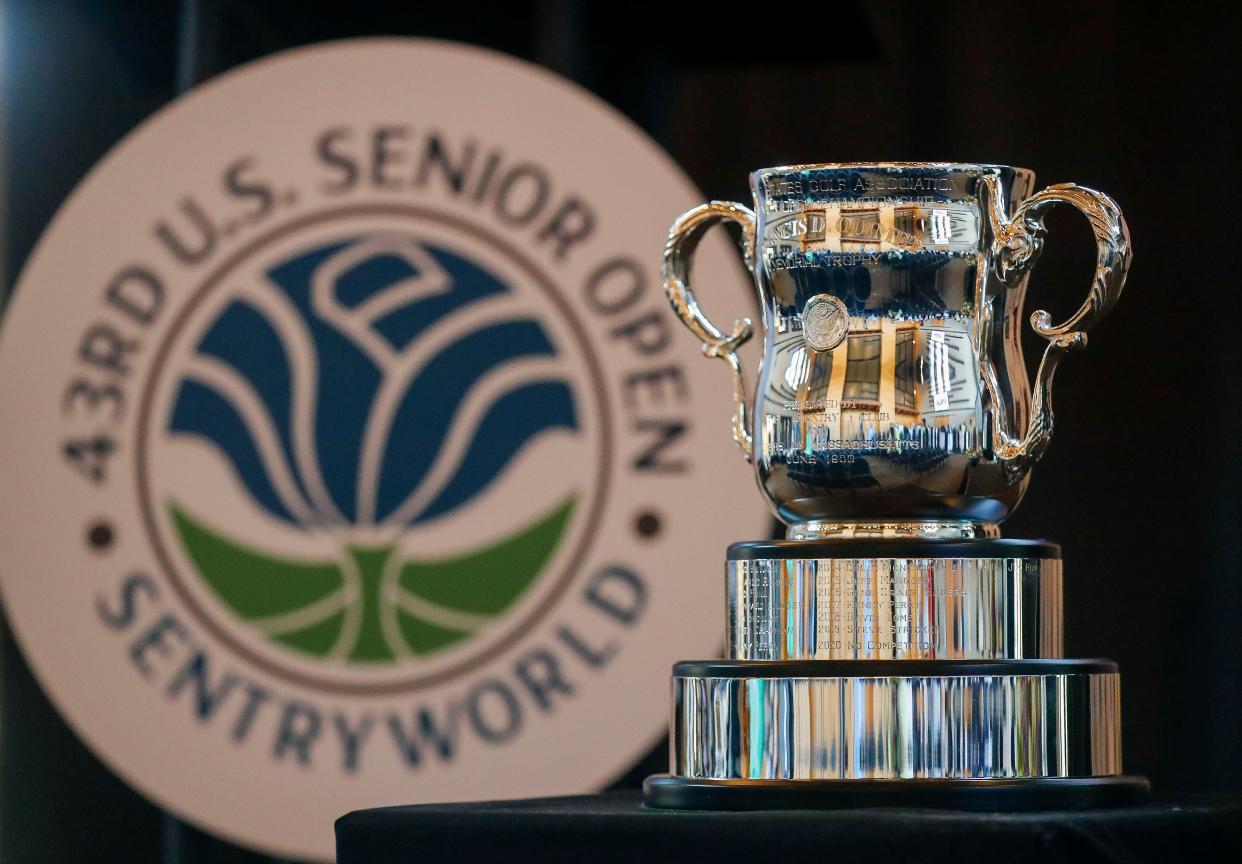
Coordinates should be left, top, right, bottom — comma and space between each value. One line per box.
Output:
2, 1, 1239, 861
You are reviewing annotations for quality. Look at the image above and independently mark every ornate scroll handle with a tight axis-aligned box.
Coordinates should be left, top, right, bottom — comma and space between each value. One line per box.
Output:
983, 177, 1132, 470
663, 201, 759, 461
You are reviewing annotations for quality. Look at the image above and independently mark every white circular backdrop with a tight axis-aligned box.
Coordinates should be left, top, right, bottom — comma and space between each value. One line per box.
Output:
0, 38, 765, 860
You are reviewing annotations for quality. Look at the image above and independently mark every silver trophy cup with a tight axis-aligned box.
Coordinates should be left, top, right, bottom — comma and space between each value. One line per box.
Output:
664, 163, 1130, 538
644, 163, 1147, 810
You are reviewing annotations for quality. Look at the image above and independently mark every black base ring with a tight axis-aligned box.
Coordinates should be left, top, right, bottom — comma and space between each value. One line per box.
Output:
643, 775, 1151, 812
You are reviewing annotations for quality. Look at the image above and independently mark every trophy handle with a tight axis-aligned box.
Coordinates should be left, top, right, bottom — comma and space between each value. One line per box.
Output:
663, 201, 759, 461
985, 178, 1132, 470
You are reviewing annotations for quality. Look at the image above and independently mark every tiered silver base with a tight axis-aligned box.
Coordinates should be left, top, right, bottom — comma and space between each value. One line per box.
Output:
672, 660, 1120, 780
646, 540, 1148, 810
727, 541, 1063, 660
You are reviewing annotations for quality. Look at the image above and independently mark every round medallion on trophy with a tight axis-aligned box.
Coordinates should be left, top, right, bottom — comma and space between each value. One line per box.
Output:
801, 293, 850, 352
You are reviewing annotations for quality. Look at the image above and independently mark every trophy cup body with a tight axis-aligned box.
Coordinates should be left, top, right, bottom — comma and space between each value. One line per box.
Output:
646, 163, 1147, 809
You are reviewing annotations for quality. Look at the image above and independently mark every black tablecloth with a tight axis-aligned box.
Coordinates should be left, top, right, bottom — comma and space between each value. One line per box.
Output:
336, 790, 1242, 863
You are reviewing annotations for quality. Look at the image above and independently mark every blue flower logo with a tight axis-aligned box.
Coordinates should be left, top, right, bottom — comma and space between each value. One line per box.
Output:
163, 233, 581, 663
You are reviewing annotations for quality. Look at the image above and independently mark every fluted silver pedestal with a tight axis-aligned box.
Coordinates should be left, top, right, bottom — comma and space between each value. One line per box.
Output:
644, 539, 1148, 810
726, 539, 1063, 661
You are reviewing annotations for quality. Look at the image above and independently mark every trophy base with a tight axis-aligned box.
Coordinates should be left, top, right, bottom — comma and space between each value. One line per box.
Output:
667, 659, 1127, 785
642, 775, 1151, 812
726, 538, 1064, 660
655, 538, 1142, 812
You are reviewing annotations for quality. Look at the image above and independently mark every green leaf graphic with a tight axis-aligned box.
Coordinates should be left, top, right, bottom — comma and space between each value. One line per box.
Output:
168, 494, 576, 665
398, 494, 576, 615
277, 609, 346, 656
170, 504, 341, 618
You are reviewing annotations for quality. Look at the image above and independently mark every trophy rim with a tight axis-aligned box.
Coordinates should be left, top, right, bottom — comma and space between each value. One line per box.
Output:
671, 658, 1118, 677
751, 161, 1035, 181
643, 775, 1152, 810
726, 537, 1061, 560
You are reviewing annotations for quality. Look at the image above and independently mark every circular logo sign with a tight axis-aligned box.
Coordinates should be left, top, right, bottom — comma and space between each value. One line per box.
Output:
0, 39, 762, 860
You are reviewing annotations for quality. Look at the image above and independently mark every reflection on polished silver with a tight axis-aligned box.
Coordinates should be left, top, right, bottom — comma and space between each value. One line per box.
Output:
727, 556, 1062, 661
663, 200, 758, 459
663, 163, 1131, 537
649, 161, 1140, 809
785, 520, 1000, 540
672, 663, 1121, 780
